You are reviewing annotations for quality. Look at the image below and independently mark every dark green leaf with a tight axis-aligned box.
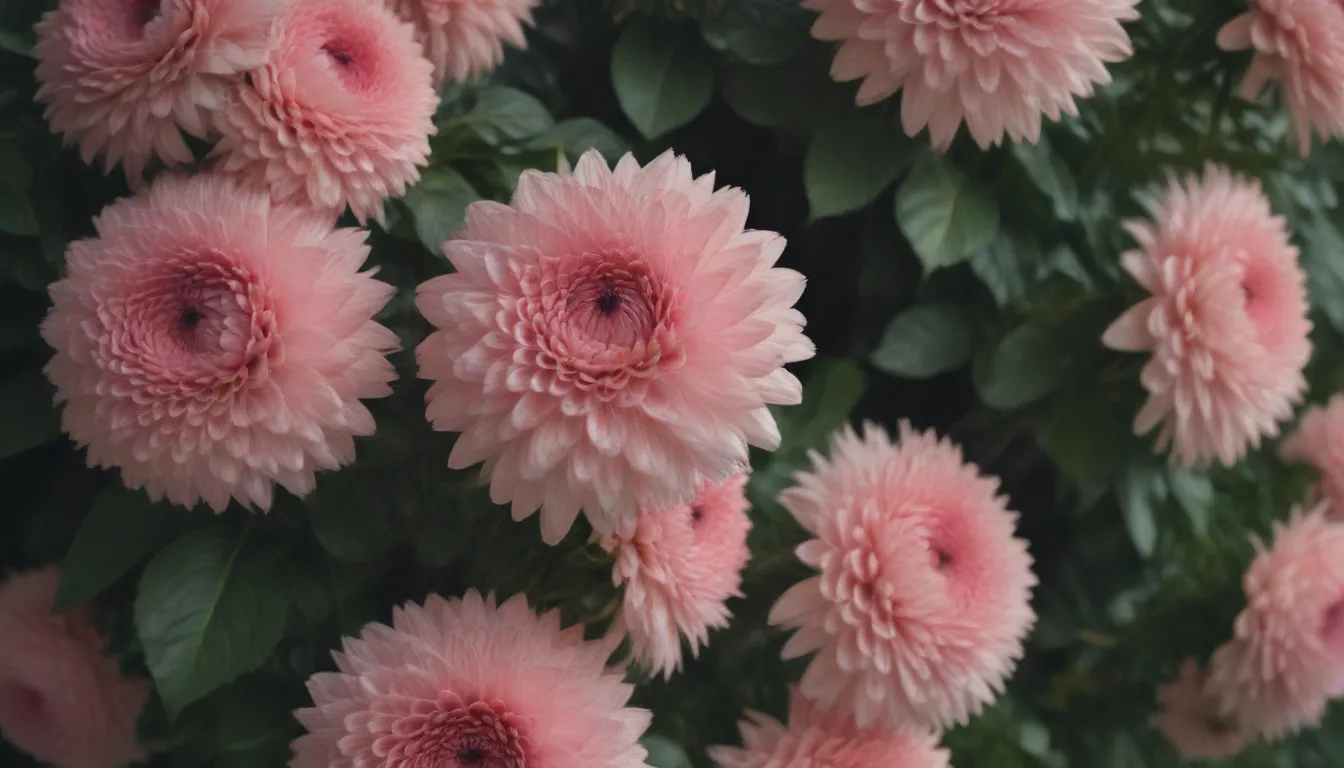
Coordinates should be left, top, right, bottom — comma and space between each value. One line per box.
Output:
213, 679, 300, 755
0, 186, 38, 236
0, 367, 60, 459
699, 0, 809, 65
401, 166, 479, 255
774, 358, 865, 459
976, 322, 1070, 410
1010, 134, 1078, 221
0, 27, 34, 58
971, 230, 1043, 307
1038, 388, 1131, 505
805, 109, 917, 219
720, 53, 848, 133
464, 87, 554, 144
1302, 214, 1344, 332
526, 118, 630, 161
870, 303, 975, 378
1167, 467, 1213, 537
1118, 465, 1161, 558
642, 735, 694, 768
612, 21, 714, 139
896, 154, 1000, 271
306, 470, 397, 563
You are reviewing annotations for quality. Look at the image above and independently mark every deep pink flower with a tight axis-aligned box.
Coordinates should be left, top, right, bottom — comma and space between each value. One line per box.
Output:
290, 590, 651, 768
41, 173, 399, 512
213, 0, 437, 223
769, 422, 1036, 730
0, 568, 148, 768
33, 0, 285, 183
1218, 0, 1344, 156
415, 150, 814, 544
803, 0, 1139, 149
1280, 396, 1344, 521
709, 687, 949, 768
387, 0, 537, 84
1102, 165, 1311, 468
1152, 658, 1252, 760
604, 473, 752, 679
1206, 506, 1344, 739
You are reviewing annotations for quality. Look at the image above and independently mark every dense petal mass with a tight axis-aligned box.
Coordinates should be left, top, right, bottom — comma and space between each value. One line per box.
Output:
768, 422, 1036, 730
803, 0, 1139, 149
41, 173, 399, 512
1102, 165, 1310, 468
289, 590, 650, 768
387, 0, 537, 83
604, 473, 752, 678
1152, 658, 1252, 760
1280, 396, 1344, 520
415, 150, 814, 543
1206, 507, 1344, 740
0, 568, 148, 768
213, 0, 437, 223
1217, 0, 1344, 156
33, 0, 286, 182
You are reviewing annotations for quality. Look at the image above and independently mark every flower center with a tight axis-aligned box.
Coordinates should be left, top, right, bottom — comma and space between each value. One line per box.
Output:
134, 0, 160, 28
690, 504, 704, 524
180, 306, 203, 330
596, 287, 622, 316
323, 42, 354, 67
387, 696, 528, 768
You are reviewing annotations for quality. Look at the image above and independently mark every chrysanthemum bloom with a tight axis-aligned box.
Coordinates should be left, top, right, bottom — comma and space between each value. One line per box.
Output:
1217, 0, 1344, 156
41, 173, 399, 512
213, 0, 437, 223
387, 0, 538, 84
0, 568, 148, 768
802, 0, 1138, 149
1280, 396, 1344, 520
768, 422, 1036, 730
1152, 658, 1253, 760
604, 473, 752, 679
415, 150, 814, 544
1205, 506, 1344, 740
33, 0, 286, 183
708, 687, 949, 768
1102, 165, 1311, 468
290, 590, 651, 768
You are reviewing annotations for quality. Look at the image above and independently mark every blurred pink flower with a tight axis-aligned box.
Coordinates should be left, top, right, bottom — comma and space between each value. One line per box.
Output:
290, 590, 650, 768
387, 0, 537, 84
0, 568, 147, 768
604, 473, 752, 679
213, 0, 437, 223
415, 150, 814, 544
1218, 0, 1344, 156
1281, 396, 1344, 520
41, 173, 399, 512
802, 0, 1138, 149
1153, 658, 1252, 760
769, 422, 1036, 730
1206, 506, 1344, 739
1102, 165, 1310, 468
709, 687, 949, 768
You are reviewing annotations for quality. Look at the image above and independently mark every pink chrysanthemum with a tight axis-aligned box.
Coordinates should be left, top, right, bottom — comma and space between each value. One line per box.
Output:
387, 0, 537, 84
41, 173, 399, 512
33, 0, 285, 183
0, 568, 148, 768
290, 590, 651, 768
708, 687, 949, 768
213, 0, 437, 223
1206, 506, 1344, 740
603, 473, 752, 679
415, 150, 814, 544
1217, 0, 1344, 156
802, 0, 1138, 149
1102, 165, 1311, 468
1152, 658, 1252, 760
1281, 396, 1344, 521
768, 422, 1037, 730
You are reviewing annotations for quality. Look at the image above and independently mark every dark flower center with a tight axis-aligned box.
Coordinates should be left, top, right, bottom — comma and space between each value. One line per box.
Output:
458, 747, 486, 765
595, 287, 622, 316
934, 548, 952, 568
135, 0, 160, 27
690, 505, 704, 524
323, 43, 354, 67
180, 306, 203, 330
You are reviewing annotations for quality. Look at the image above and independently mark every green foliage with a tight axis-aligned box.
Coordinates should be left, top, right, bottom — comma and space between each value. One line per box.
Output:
871, 303, 975, 379
804, 108, 917, 218
612, 21, 715, 139
896, 153, 1001, 271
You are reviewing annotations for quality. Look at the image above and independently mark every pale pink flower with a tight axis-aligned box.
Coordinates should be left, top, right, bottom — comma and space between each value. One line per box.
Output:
1280, 396, 1344, 520
1152, 658, 1253, 760
387, 0, 538, 84
1102, 165, 1311, 468
41, 173, 399, 512
803, 0, 1139, 149
769, 422, 1037, 731
0, 568, 148, 768
709, 687, 949, 768
1217, 0, 1344, 156
1206, 506, 1344, 740
213, 0, 437, 223
290, 590, 650, 768
33, 0, 286, 183
415, 150, 814, 544
603, 473, 752, 679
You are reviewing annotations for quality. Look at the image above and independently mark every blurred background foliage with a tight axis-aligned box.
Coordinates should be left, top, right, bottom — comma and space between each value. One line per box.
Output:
3, 0, 1344, 766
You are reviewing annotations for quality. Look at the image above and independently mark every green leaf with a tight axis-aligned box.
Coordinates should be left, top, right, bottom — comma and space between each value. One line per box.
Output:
306, 470, 397, 563
642, 735, 694, 768
1010, 134, 1078, 221
401, 166, 478, 254
1038, 388, 1131, 505
970, 230, 1043, 307
55, 486, 188, 611
0, 367, 60, 459
805, 109, 917, 219
871, 303, 975, 378
464, 87, 554, 145
720, 53, 849, 133
1301, 214, 1344, 332
0, 27, 34, 58
975, 322, 1070, 410
699, 0, 809, 65
526, 118, 631, 161
896, 154, 1000, 271
1167, 467, 1213, 537
1118, 465, 1161, 558
0, 186, 38, 236
612, 21, 715, 139
136, 525, 289, 715
213, 679, 299, 755
774, 358, 865, 459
